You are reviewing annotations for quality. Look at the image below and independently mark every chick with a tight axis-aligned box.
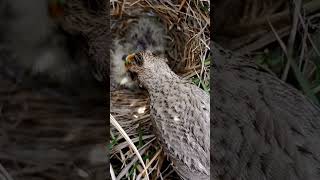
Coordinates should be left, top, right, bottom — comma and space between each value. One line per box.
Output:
126, 17, 167, 54
110, 17, 168, 91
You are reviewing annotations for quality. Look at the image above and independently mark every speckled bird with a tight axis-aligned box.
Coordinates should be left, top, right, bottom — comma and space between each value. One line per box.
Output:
125, 51, 210, 180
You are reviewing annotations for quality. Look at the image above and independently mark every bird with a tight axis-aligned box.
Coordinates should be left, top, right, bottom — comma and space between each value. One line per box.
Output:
211, 43, 320, 180
124, 51, 210, 180
110, 17, 167, 91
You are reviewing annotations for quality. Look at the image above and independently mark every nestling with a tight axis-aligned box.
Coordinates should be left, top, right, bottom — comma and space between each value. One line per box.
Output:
110, 17, 167, 91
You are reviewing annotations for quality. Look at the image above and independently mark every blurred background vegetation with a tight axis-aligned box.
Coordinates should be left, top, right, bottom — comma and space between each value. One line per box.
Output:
214, 0, 320, 104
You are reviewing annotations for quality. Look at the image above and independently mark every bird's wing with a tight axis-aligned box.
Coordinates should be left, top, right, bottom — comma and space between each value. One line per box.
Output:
150, 81, 210, 177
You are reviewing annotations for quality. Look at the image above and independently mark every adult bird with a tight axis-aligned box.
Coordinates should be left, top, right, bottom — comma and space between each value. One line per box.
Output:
125, 51, 210, 180
212, 44, 320, 180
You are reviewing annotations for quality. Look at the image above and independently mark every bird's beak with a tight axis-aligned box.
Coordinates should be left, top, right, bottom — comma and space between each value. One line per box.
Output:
125, 53, 135, 66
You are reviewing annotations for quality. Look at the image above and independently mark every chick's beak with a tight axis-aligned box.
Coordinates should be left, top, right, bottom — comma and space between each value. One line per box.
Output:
125, 53, 135, 66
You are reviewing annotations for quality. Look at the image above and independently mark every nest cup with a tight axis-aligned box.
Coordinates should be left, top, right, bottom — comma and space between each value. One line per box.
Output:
110, 0, 210, 179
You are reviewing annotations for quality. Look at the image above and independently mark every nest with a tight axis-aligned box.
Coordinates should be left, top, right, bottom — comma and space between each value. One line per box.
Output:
110, 0, 210, 179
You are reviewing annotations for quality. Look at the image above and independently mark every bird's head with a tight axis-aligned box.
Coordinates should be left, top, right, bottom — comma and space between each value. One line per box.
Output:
124, 50, 177, 90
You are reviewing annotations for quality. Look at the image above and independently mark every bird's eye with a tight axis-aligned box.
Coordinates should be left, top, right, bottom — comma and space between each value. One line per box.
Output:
134, 53, 143, 66
121, 55, 127, 61
125, 52, 144, 67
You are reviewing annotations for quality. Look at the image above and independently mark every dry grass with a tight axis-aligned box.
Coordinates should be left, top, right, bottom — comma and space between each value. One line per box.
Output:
109, 0, 210, 179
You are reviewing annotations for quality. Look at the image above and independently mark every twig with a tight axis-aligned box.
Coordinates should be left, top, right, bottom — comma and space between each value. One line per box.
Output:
136, 147, 162, 180
0, 163, 14, 180
110, 114, 149, 180
268, 18, 319, 104
116, 143, 152, 180
110, 164, 117, 180
282, 0, 302, 81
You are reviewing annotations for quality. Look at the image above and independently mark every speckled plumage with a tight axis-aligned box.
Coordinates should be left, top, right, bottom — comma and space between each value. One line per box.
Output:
125, 51, 210, 180
212, 44, 320, 180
